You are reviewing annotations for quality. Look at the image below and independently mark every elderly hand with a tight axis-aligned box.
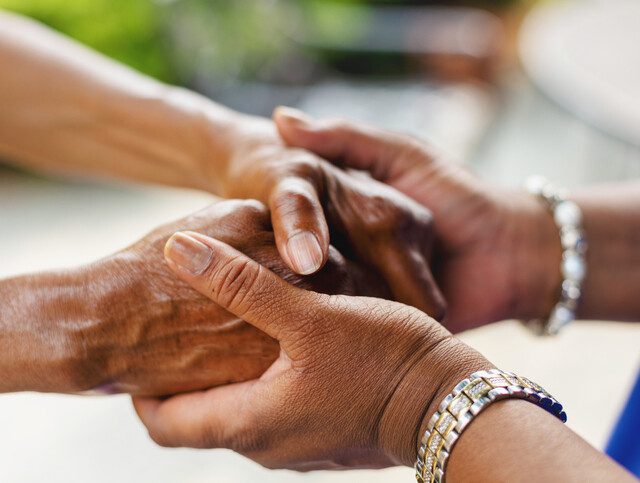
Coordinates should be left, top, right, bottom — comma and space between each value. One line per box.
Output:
70, 199, 394, 396
133, 231, 489, 470
208, 116, 445, 318
274, 109, 563, 332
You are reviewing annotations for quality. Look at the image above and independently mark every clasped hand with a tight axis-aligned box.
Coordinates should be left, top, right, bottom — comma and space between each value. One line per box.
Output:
134, 231, 488, 470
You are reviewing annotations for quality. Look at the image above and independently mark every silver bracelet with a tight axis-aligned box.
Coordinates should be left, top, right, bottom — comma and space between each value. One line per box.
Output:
523, 176, 587, 335
415, 368, 567, 483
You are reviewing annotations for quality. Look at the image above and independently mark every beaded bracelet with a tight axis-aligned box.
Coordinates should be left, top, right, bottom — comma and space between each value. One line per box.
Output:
415, 368, 567, 483
523, 175, 587, 335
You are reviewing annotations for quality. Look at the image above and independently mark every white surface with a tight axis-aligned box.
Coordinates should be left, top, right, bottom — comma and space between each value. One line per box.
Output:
520, 0, 640, 146
0, 168, 638, 483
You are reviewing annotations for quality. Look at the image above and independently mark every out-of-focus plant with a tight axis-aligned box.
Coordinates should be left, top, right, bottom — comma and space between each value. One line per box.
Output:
162, 0, 308, 86
0, 0, 174, 82
299, 0, 527, 9
0, 0, 521, 88
300, 0, 522, 8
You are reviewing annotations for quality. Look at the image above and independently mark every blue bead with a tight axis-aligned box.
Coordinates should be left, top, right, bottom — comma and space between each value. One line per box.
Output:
540, 396, 553, 409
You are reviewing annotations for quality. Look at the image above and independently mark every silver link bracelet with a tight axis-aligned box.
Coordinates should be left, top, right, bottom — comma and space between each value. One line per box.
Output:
523, 176, 587, 335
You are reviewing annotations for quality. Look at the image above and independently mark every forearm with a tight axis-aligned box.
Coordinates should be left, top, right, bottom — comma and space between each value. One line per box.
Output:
447, 399, 635, 482
514, 181, 640, 324
379, 337, 633, 481
0, 12, 243, 192
571, 182, 640, 321
0, 270, 95, 393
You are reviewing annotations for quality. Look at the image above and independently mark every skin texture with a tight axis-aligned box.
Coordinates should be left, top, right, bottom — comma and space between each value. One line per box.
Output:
133, 232, 636, 482
217, 118, 445, 317
274, 108, 640, 330
0, 199, 398, 396
0, 12, 444, 316
3, 12, 639, 481
135, 231, 488, 470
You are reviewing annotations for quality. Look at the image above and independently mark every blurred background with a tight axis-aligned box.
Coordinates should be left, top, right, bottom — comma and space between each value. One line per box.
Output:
0, 0, 639, 482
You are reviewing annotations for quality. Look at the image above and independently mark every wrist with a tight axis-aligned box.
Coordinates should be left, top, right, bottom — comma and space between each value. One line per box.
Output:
157, 86, 246, 194
0, 270, 103, 393
506, 190, 563, 321
377, 334, 491, 467
567, 185, 640, 320
194, 99, 276, 197
60, 263, 119, 393
63, 255, 155, 394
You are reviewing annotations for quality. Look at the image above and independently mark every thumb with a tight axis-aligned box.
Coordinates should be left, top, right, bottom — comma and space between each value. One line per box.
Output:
273, 106, 409, 180
164, 231, 313, 340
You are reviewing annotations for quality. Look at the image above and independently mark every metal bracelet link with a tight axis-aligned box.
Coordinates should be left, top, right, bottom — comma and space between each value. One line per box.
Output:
415, 368, 567, 483
523, 175, 587, 335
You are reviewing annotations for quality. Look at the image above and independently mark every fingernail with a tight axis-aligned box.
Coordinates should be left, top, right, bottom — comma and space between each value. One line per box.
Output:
275, 106, 313, 129
286, 231, 323, 275
164, 232, 213, 275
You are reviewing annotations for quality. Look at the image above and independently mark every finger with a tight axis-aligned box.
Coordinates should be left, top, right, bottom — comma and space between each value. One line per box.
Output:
273, 106, 413, 180
372, 244, 446, 321
269, 177, 329, 275
133, 382, 254, 449
163, 231, 315, 340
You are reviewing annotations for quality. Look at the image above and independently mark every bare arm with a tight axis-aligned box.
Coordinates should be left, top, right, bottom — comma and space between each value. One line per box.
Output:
0, 12, 447, 296
446, 399, 635, 482
0, 10, 236, 191
571, 182, 640, 321
0, 269, 96, 393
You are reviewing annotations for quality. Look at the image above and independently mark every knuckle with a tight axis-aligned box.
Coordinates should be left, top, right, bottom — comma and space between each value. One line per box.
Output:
381, 199, 434, 241
237, 198, 269, 219
204, 255, 261, 314
410, 204, 434, 228
265, 151, 322, 185
398, 205, 433, 238
288, 155, 322, 179
235, 199, 270, 229
272, 181, 319, 217
357, 195, 404, 240
191, 199, 266, 232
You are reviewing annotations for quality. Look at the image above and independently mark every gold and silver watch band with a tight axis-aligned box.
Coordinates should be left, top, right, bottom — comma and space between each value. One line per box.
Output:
415, 368, 567, 483
523, 175, 587, 335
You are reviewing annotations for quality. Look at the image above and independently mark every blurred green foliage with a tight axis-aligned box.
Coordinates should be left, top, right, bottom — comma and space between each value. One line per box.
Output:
0, 0, 519, 86
302, 0, 520, 8
0, 0, 175, 82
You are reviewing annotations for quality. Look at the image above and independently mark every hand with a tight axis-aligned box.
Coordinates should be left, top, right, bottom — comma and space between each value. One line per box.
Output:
207, 115, 445, 318
133, 232, 489, 470
274, 109, 563, 332
72, 199, 392, 396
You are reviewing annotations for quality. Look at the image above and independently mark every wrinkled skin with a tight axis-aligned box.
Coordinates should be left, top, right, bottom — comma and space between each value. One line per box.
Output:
217, 117, 446, 318
134, 232, 490, 471
275, 112, 563, 332
79, 198, 393, 397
